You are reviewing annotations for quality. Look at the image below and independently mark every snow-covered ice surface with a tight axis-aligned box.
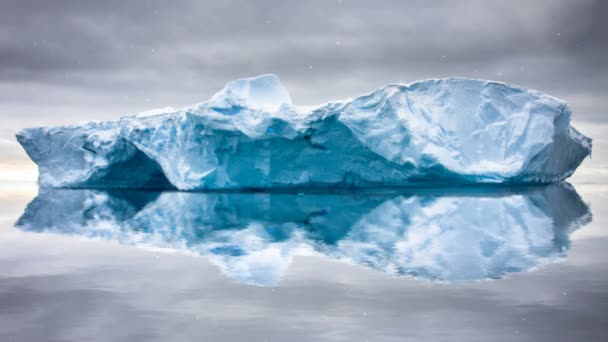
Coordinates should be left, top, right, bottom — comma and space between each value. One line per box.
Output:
16, 183, 590, 286
16, 74, 591, 190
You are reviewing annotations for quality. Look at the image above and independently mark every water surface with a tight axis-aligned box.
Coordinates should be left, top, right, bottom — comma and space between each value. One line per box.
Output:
0, 182, 607, 341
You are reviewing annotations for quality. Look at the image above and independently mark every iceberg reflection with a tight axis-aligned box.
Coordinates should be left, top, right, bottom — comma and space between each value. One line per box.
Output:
16, 184, 591, 286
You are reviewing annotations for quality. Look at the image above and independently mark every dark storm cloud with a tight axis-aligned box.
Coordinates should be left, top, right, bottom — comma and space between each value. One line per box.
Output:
0, 0, 606, 134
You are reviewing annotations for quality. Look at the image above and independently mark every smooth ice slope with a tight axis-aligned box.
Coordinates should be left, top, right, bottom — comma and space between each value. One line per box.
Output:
16, 74, 592, 190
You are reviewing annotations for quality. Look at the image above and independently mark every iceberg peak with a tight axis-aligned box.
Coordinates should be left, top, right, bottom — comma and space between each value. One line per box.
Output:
208, 74, 293, 112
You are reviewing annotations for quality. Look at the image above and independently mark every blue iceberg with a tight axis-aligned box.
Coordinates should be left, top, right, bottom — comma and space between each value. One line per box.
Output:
16, 184, 591, 286
16, 75, 591, 190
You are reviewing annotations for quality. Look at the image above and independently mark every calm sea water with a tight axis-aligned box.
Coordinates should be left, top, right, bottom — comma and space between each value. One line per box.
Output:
0, 181, 607, 341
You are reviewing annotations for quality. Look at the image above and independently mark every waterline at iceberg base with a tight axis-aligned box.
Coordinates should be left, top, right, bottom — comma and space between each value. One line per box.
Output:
16, 184, 591, 286
16, 75, 591, 190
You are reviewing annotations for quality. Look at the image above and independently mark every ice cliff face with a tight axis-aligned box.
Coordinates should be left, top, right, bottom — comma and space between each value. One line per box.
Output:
16, 74, 591, 189
16, 184, 591, 286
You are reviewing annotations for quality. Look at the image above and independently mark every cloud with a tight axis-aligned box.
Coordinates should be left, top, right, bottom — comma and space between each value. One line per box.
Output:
0, 0, 606, 161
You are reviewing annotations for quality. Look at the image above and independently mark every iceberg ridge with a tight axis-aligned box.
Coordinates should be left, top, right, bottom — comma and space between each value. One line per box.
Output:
16, 74, 592, 190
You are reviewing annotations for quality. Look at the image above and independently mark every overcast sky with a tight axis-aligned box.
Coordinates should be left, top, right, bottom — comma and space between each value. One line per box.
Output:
1, 0, 607, 171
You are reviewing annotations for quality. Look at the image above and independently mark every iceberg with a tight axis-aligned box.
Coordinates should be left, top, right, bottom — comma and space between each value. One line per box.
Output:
16, 184, 591, 286
16, 74, 591, 190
